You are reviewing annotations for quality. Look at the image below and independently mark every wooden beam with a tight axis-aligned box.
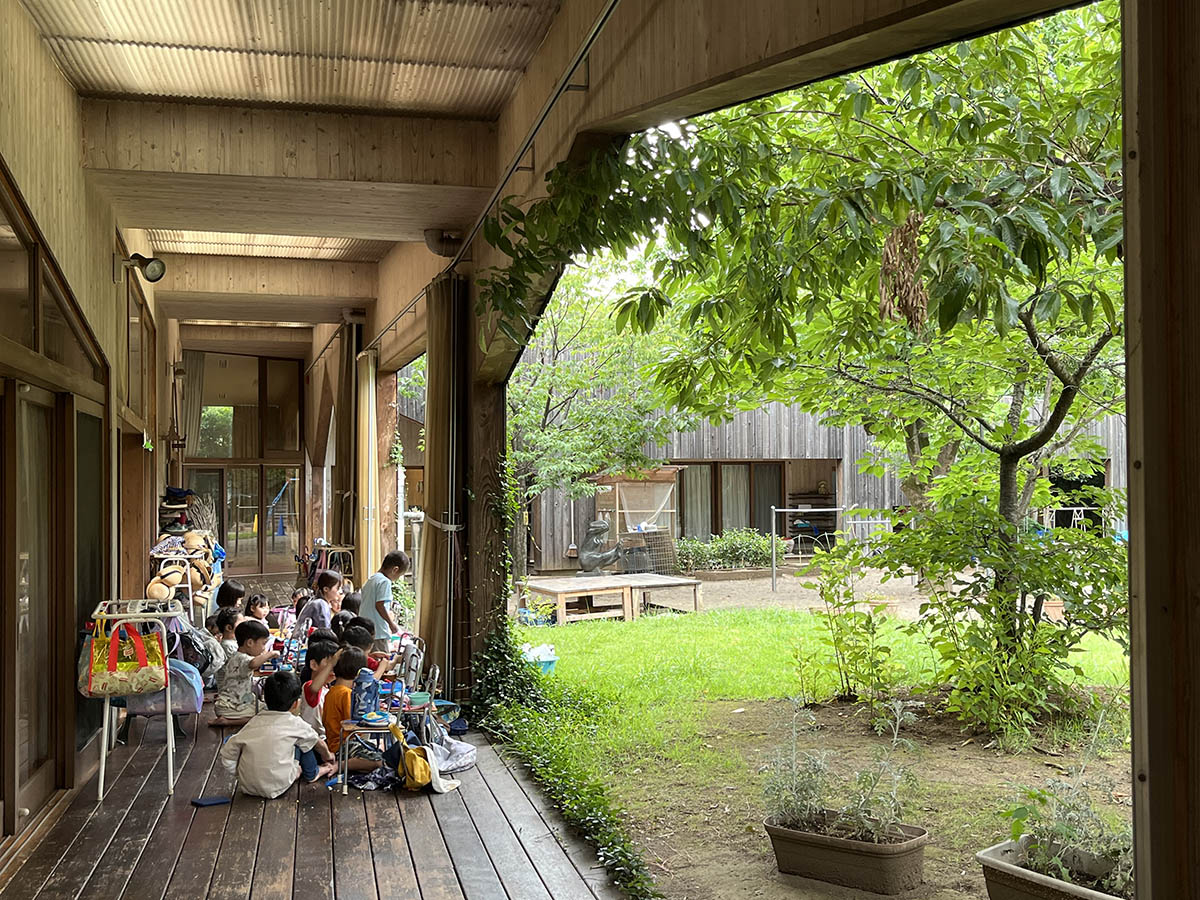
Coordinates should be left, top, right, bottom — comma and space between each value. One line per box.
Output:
1125, 1, 1200, 896
160, 292, 364, 325
179, 324, 313, 359
89, 170, 492, 241
81, 99, 497, 188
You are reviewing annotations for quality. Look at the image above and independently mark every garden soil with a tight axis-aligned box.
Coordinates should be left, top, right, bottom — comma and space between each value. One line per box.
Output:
612, 699, 1131, 900
648, 568, 929, 619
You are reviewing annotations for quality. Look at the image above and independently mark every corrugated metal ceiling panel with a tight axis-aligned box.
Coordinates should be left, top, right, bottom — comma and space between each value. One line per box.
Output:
146, 229, 393, 261
21, 0, 558, 116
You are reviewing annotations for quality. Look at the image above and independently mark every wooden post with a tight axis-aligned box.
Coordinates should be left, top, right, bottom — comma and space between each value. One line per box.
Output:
1125, 2, 1200, 895
465, 377, 507, 692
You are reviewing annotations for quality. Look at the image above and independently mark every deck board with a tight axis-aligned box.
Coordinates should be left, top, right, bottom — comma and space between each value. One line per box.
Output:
0, 708, 610, 899
0, 717, 148, 900
76, 716, 205, 900
116, 718, 223, 900
250, 783, 298, 900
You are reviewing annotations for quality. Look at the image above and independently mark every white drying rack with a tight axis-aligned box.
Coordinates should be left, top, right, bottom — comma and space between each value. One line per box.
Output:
91, 598, 185, 801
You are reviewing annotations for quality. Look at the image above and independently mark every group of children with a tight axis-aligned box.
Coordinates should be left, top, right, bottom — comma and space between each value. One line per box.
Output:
211, 551, 412, 799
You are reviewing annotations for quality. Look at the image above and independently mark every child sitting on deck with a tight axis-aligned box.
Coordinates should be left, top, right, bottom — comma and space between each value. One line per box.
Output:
340, 624, 391, 671
213, 578, 246, 615
218, 671, 337, 798
297, 640, 341, 740
244, 593, 271, 622
211, 619, 279, 727
214, 607, 242, 662
322, 647, 396, 772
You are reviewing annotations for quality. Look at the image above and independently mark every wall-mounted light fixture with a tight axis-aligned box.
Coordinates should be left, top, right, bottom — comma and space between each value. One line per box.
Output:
113, 252, 167, 284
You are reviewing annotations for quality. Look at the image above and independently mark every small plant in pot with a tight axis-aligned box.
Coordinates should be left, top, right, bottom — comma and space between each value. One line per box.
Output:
763, 712, 929, 895
977, 775, 1133, 900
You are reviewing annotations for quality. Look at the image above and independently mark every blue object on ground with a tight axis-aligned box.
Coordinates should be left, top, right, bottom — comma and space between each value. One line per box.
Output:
535, 657, 557, 675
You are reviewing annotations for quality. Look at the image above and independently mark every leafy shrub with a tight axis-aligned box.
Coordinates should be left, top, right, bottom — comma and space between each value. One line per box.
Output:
390, 578, 417, 631
474, 622, 659, 899
800, 547, 904, 704
677, 528, 789, 571
870, 497, 1128, 739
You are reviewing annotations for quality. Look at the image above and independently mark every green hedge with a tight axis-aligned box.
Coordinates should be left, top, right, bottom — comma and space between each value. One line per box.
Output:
677, 527, 789, 571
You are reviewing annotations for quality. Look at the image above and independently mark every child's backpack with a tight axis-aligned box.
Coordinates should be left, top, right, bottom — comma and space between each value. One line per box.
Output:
168, 619, 221, 679
350, 668, 381, 722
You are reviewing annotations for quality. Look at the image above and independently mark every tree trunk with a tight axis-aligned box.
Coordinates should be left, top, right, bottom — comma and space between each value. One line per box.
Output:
996, 451, 1022, 643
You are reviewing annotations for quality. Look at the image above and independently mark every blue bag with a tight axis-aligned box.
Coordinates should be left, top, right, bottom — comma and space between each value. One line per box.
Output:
125, 658, 205, 716
350, 667, 380, 722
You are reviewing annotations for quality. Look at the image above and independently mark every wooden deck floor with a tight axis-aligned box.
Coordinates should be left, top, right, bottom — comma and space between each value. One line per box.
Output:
0, 714, 620, 900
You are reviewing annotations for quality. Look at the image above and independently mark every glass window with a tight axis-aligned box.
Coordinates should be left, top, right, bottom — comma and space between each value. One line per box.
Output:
264, 467, 300, 573
127, 283, 143, 415
41, 274, 101, 381
752, 463, 782, 535
224, 466, 260, 574
197, 354, 260, 458
265, 360, 300, 452
17, 399, 52, 780
0, 204, 32, 347
720, 464, 751, 532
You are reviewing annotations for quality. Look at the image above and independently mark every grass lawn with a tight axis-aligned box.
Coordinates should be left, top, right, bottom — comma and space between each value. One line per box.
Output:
514, 607, 1131, 899
520, 607, 1129, 772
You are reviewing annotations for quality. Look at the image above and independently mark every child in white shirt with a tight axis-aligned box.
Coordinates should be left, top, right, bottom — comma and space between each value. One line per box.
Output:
219, 671, 337, 798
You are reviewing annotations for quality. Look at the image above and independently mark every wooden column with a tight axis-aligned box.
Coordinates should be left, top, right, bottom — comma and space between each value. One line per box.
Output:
1125, 2, 1200, 896
465, 377, 507, 689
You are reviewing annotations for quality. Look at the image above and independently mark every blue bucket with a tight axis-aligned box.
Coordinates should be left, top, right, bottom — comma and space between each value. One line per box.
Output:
534, 657, 558, 675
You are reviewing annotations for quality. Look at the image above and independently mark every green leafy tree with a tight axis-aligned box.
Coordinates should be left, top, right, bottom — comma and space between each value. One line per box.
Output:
506, 253, 692, 578
480, 1, 1123, 563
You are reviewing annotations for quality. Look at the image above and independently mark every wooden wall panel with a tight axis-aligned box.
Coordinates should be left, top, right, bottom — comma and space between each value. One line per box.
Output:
372, 242, 445, 370
0, 0, 121, 362
82, 99, 498, 188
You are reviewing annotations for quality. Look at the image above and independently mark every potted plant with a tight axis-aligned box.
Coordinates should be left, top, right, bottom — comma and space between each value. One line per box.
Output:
977, 776, 1133, 900
763, 731, 929, 895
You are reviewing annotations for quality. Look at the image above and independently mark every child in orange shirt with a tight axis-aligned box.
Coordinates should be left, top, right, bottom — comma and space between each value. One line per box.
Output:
322, 647, 397, 772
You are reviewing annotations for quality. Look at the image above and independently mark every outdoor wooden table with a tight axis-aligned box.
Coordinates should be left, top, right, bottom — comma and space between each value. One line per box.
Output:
525, 573, 703, 624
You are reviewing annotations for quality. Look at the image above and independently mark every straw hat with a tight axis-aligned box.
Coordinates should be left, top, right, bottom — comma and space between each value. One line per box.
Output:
159, 570, 184, 587
183, 531, 206, 551
146, 581, 171, 601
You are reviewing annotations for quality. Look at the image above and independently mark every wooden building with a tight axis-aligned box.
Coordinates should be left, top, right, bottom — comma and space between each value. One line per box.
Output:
0, 0, 1193, 895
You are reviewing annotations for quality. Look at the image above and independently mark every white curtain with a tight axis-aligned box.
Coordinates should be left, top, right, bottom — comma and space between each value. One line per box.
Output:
181, 349, 205, 458
682, 465, 712, 539
721, 464, 750, 531
355, 349, 381, 577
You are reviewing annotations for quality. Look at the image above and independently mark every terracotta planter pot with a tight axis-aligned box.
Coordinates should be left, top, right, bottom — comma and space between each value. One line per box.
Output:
976, 840, 1125, 900
764, 816, 928, 895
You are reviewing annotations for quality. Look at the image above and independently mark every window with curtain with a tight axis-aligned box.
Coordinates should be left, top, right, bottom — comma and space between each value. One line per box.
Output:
721, 464, 751, 532
680, 464, 713, 540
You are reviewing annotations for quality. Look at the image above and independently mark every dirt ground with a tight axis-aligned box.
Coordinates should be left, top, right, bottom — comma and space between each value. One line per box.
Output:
646, 567, 929, 620
614, 698, 1131, 900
